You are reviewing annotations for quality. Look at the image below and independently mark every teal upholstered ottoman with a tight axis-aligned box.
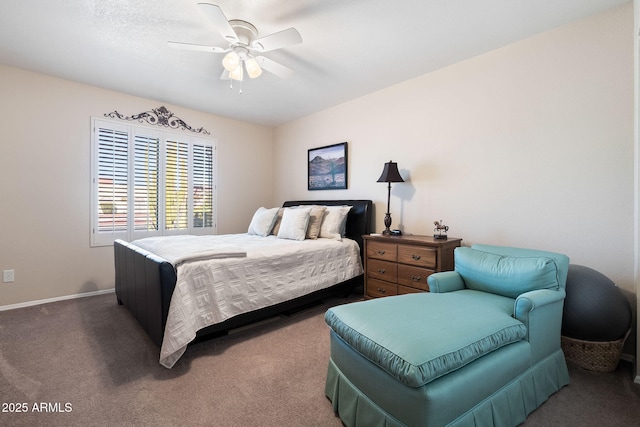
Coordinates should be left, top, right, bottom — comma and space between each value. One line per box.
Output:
326, 292, 524, 387
326, 293, 535, 426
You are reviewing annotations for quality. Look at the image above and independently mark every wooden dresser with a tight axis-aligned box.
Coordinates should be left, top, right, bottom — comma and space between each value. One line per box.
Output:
363, 234, 462, 298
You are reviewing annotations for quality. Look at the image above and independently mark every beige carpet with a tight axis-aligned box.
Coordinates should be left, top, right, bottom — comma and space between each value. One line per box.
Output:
1, 292, 639, 426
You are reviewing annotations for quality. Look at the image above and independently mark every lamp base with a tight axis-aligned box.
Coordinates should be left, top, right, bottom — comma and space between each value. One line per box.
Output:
383, 212, 392, 236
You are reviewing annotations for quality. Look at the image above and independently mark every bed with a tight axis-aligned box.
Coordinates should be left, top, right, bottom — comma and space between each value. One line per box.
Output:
114, 199, 372, 368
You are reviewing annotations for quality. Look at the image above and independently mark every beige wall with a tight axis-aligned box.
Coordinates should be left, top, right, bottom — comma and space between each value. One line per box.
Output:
274, 3, 635, 342
0, 64, 273, 306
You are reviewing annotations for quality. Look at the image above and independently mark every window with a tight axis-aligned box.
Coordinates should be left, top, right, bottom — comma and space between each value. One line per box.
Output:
91, 118, 216, 246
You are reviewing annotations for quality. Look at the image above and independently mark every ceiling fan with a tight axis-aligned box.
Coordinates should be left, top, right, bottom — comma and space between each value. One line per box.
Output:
168, 3, 302, 82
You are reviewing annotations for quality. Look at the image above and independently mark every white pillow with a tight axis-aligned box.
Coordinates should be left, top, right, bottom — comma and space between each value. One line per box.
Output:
277, 207, 312, 241
319, 205, 352, 240
247, 207, 280, 236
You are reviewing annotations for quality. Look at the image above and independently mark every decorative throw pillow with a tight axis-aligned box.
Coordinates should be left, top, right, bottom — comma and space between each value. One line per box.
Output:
319, 205, 352, 240
277, 207, 312, 241
298, 206, 326, 239
270, 208, 284, 236
247, 207, 280, 237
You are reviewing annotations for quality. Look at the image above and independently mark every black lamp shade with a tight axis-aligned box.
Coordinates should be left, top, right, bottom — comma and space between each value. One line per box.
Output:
377, 161, 404, 183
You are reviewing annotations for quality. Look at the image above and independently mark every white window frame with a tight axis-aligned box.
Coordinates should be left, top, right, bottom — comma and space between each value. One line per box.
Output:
91, 117, 217, 247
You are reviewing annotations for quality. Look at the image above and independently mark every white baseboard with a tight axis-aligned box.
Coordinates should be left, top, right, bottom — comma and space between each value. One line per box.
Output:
0, 288, 115, 312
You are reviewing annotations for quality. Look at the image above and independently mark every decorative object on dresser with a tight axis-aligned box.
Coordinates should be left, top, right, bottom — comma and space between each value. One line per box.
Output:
433, 219, 449, 239
376, 160, 405, 235
363, 234, 462, 298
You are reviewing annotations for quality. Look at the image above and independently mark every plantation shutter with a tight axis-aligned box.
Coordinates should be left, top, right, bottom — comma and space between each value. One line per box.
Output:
93, 123, 129, 245
133, 132, 160, 234
165, 137, 190, 231
192, 142, 214, 229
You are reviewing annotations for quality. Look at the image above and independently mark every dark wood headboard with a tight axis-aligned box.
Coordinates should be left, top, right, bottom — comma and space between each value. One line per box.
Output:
282, 200, 373, 258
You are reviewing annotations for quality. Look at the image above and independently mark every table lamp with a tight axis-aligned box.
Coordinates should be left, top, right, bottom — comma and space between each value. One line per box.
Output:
377, 161, 404, 235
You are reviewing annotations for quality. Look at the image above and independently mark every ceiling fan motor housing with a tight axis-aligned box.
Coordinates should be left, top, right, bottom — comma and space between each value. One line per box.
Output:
228, 20, 258, 46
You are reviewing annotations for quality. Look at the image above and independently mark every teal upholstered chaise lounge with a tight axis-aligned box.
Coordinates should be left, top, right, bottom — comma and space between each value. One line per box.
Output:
325, 244, 570, 427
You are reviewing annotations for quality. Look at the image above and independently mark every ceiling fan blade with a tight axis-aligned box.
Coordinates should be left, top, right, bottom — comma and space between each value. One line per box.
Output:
197, 3, 238, 43
167, 41, 228, 53
251, 28, 302, 52
255, 56, 295, 79
220, 69, 230, 80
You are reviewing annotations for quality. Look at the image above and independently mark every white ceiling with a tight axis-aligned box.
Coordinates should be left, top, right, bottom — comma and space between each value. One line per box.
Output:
0, 0, 629, 127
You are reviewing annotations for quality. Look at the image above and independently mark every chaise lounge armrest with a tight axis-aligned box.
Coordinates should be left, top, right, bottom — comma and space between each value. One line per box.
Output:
515, 288, 566, 362
427, 271, 465, 293
514, 288, 566, 319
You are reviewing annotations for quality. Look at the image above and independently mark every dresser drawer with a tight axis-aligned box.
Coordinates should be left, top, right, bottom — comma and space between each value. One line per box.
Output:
398, 245, 436, 268
397, 264, 432, 291
367, 259, 397, 283
367, 241, 397, 262
366, 278, 398, 298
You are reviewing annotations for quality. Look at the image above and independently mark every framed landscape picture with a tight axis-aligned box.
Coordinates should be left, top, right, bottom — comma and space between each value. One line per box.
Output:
308, 142, 348, 190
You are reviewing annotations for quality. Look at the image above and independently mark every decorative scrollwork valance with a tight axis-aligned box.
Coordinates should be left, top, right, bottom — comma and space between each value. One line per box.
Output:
104, 106, 211, 135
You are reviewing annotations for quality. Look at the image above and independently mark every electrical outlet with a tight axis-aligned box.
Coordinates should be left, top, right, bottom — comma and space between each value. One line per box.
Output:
3, 270, 15, 283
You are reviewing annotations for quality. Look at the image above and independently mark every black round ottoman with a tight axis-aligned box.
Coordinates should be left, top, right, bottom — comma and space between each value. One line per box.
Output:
561, 264, 632, 372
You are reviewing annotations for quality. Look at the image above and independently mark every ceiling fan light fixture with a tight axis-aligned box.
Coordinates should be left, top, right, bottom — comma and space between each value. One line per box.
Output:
229, 62, 244, 81
222, 51, 240, 72
245, 57, 262, 78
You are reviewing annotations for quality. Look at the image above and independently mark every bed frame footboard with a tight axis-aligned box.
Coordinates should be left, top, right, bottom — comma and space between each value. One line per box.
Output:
114, 239, 176, 347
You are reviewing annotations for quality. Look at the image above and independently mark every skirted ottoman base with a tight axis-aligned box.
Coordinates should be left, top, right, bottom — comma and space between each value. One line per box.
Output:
326, 330, 569, 427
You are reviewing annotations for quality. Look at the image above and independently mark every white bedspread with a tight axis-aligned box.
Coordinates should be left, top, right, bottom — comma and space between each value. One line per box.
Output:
133, 234, 363, 368
131, 234, 247, 265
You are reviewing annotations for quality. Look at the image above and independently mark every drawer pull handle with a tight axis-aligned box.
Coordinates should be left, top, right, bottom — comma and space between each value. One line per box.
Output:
412, 254, 421, 260
377, 288, 386, 294
412, 275, 422, 282
377, 250, 386, 255
377, 268, 386, 274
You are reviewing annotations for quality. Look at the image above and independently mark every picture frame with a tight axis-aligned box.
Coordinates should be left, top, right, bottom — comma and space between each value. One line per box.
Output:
308, 142, 348, 190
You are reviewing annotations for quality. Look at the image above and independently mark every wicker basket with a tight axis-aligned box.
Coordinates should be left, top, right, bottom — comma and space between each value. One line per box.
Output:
561, 329, 630, 372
